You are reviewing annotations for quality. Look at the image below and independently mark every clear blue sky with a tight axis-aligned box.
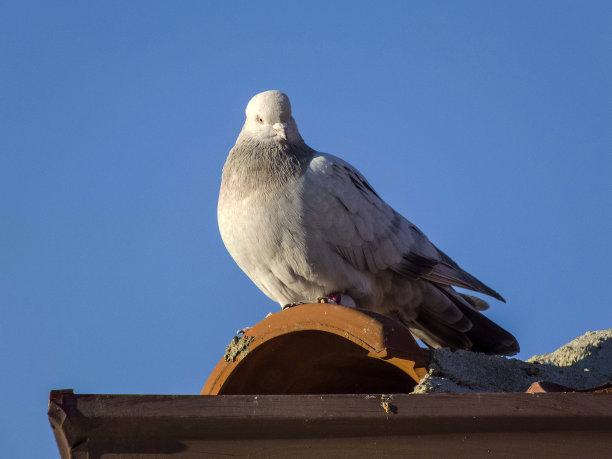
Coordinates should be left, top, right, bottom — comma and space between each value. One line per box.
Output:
1, 1, 611, 456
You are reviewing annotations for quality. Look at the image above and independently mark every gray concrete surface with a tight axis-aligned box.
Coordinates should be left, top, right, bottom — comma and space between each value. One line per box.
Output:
411, 329, 612, 393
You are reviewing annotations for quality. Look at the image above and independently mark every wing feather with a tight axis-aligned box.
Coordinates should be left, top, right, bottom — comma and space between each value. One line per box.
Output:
303, 153, 503, 301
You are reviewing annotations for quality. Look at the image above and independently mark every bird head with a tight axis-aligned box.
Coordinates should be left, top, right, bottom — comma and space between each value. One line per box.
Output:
243, 90, 301, 143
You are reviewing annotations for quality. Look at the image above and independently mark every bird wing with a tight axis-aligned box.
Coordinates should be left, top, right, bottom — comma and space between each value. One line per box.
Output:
303, 153, 504, 302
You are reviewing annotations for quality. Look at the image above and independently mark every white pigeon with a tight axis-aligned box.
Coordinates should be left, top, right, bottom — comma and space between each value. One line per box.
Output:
218, 90, 519, 355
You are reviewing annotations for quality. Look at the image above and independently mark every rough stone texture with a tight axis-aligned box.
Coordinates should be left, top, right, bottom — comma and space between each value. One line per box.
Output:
224, 335, 255, 362
527, 329, 612, 370
411, 329, 612, 393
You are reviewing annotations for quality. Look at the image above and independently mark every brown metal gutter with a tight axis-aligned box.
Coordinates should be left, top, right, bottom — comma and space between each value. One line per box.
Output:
49, 389, 612, 458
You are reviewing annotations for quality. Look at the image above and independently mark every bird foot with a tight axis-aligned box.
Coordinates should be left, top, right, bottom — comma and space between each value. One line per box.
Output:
282, 301, 308, 310
283, 294, 343, 308
316, 293, 342, 305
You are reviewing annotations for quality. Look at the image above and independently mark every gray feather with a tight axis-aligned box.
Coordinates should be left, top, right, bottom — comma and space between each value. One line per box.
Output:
218, 90, 519, 355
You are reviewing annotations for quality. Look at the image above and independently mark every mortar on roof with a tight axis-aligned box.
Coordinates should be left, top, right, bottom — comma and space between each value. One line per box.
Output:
528, 329, 612, 371
224, 335, 255, 362
412, 329, 612, 394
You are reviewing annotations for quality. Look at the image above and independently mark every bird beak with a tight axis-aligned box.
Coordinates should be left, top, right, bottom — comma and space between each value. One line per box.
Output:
272, 122, 288, 140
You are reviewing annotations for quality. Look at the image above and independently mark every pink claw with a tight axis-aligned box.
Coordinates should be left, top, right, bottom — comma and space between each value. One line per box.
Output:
328, 293, 342, 304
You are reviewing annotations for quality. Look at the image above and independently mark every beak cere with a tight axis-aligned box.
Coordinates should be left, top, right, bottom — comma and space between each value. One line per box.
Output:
272, 122, 288, 140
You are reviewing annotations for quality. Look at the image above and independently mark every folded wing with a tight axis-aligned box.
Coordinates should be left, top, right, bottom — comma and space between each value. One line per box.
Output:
303, 153, 504, 301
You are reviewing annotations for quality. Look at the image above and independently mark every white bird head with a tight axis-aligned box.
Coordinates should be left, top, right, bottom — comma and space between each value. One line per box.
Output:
243, 90, 301, 143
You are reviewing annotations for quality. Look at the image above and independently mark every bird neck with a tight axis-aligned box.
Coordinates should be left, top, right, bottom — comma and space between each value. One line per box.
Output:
221, 136, 315, 198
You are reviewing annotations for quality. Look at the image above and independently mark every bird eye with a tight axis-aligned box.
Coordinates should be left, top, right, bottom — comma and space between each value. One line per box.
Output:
256, 115, 264, 125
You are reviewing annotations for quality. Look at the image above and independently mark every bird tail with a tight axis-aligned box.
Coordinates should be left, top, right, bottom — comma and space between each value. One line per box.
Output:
406, 287, 519, 355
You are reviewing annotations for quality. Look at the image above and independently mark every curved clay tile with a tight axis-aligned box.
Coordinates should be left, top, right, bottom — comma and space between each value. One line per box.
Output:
202, 303, 430, 395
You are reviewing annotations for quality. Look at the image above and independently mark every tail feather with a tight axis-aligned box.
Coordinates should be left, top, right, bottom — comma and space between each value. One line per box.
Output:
408, 311, 474, 350
459, 293, 490, 311
403, 287, 519, 355
455, 301, 519, 355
